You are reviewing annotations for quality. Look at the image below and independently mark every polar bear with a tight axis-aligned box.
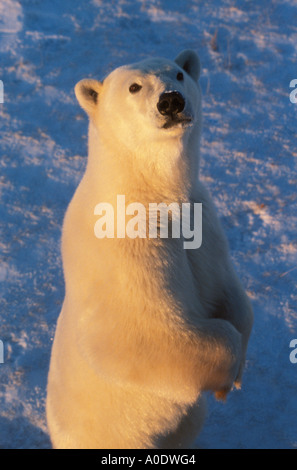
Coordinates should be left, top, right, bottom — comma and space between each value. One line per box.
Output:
46, 50, 253, 449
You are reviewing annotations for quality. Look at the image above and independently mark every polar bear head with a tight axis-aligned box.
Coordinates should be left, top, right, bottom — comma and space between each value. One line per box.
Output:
75, 50, 201, 150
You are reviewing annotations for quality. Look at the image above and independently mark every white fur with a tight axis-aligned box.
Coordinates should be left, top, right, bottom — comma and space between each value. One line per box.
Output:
46, 50, 253, 449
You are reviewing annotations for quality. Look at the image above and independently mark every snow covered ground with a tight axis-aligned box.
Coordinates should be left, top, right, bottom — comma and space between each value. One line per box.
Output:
0, 0, 296, 449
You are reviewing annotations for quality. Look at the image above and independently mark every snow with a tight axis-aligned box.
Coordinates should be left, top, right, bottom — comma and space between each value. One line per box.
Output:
0, 0, 296, 449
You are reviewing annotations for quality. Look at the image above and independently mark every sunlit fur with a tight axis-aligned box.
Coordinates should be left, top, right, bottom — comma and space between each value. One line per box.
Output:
46, 50, 253, 449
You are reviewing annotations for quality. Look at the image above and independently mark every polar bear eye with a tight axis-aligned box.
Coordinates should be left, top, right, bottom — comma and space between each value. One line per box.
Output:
176, 72, 184, 81
129, 83, 142, 94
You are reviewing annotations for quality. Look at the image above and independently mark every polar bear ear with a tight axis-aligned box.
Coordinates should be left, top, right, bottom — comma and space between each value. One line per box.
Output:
75, 79, 103, 116
174, 50, 200, 82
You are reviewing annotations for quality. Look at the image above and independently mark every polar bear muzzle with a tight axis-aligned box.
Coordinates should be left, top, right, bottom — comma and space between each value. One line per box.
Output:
157, 91, 185, 116
157, 91, 192, 129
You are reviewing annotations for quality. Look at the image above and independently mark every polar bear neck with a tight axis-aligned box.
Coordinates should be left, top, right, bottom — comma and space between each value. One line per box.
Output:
86, 121, 200, 203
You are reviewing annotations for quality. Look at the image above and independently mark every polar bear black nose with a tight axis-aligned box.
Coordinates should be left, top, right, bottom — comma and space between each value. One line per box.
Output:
157, 91, 185, 116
